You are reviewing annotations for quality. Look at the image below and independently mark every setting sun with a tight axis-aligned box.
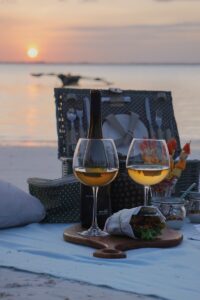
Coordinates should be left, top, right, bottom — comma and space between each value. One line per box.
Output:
27, 48, 39, 59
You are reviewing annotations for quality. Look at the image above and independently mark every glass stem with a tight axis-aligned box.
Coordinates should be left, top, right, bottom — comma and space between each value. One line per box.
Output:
144, 185, 150, 206
91, 186, 99, 229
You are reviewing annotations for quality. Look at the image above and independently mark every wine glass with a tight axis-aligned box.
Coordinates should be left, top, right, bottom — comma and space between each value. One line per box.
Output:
73, 138, 119, 237
126, 139, 170, 206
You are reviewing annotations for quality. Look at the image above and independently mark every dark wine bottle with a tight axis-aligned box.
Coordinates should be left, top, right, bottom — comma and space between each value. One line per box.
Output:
80, 90, 111, 229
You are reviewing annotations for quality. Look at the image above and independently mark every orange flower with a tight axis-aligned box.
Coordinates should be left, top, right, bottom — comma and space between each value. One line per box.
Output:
167, 138, 177, 155
183, 142, 191, 155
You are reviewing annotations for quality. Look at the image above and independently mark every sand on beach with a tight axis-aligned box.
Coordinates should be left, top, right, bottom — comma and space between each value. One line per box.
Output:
0, 267, 158, 300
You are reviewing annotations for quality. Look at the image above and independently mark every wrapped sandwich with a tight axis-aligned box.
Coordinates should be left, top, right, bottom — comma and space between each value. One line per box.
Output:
104, 206, 165, 240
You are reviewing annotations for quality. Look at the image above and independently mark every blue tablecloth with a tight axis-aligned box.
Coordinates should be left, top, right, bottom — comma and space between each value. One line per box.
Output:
0, 221, 200, 300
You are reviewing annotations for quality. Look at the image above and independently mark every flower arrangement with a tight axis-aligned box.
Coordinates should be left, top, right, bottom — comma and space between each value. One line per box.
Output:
167, 139, 190, 178
152, 139, 191, 197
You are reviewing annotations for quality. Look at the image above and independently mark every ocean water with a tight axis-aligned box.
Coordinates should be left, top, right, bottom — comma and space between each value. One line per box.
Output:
0, 63, 199, 158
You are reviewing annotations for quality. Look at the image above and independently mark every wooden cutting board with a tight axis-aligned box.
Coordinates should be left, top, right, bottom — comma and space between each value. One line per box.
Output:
63, 224, 183, 259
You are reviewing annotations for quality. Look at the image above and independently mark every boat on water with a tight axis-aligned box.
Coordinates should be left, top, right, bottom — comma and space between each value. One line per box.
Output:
31, 72, 111, 87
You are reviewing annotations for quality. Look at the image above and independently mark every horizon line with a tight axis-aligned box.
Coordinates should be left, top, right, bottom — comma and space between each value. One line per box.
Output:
0, 61, 200, 66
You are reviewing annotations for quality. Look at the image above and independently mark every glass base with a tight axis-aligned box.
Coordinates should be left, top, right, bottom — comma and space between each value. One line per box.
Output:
78, 226, 109, 237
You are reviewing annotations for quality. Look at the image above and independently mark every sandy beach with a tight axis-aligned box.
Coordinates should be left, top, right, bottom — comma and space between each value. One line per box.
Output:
0, 268, 155, 300
0, 145, 160, 300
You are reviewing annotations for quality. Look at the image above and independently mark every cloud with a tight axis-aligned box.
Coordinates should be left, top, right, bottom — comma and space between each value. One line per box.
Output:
59, 21, 200, 32
51, 19, 200, 63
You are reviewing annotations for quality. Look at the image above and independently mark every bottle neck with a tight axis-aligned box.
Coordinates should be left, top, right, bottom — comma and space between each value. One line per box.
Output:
87, 90, 103, 139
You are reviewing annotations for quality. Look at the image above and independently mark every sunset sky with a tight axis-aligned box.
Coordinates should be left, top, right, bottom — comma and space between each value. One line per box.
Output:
1, 0, 200, 63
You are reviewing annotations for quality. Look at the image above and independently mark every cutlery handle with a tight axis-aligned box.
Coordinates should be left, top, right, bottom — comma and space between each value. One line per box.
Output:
124, 112, 139, 144
79, 125, 85, 138
70, 122, 77, 145
61, 158, 73, 177
157, 128, 163, 139
78, 117, 85, 138
150, 126, 156, 139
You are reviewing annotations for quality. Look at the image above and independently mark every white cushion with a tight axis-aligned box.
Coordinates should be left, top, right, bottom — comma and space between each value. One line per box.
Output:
0, 180, 45, 229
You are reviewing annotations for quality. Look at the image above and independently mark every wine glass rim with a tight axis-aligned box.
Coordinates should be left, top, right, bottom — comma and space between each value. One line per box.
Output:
131, 138, 167, 142
78, 138, 116, 142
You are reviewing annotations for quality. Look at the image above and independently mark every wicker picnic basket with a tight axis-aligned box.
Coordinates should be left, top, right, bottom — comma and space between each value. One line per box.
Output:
28, 88, 200, 222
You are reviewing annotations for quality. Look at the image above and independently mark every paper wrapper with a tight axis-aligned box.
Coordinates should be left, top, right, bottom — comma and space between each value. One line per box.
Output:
104, 206, 165, 239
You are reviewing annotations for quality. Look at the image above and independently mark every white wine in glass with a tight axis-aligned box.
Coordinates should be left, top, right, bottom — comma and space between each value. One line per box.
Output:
126, 139, 170, 206
74, 167, 118, 187
73, 138, 119, 237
